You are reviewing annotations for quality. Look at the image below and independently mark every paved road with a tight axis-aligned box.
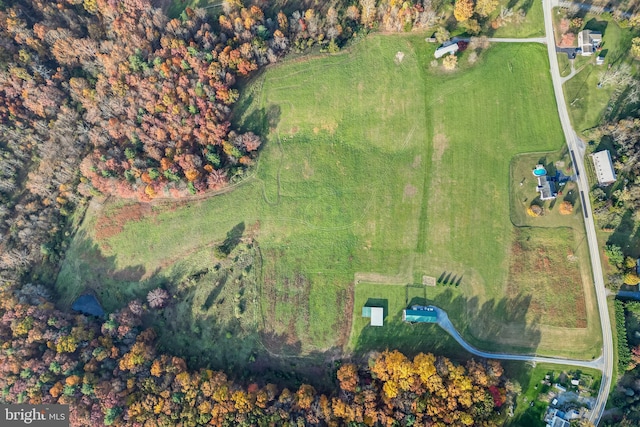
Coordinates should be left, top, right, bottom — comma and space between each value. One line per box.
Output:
543, 0, 613, 424
432, 307, 604, 369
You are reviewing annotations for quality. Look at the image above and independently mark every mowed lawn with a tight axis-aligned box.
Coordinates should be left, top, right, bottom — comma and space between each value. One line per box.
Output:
563, 16, 636, 133
57, 35, 596, 359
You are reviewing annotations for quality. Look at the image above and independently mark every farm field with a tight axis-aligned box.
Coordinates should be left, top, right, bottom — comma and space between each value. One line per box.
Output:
57, 34, 598, 370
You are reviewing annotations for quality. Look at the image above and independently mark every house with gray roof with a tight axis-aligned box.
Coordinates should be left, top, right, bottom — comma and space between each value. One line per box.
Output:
536, 176, 557, 200
578, 30, 602, 56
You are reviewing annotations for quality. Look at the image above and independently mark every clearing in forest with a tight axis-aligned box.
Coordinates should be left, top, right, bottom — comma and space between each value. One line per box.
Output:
57, 34, 599, 368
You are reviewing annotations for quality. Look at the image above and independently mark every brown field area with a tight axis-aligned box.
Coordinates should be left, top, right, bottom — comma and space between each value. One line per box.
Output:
507, 227, 587, 328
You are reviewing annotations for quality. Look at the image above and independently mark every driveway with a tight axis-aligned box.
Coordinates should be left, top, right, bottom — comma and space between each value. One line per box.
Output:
430, 306, 604, 370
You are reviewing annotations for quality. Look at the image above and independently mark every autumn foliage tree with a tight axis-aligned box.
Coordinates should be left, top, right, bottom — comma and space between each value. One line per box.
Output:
443, 53, 459, 70
454, 0, 475, 22
147, 288, 169, 308
475, 0, 499, 17
559, 201, 574, 215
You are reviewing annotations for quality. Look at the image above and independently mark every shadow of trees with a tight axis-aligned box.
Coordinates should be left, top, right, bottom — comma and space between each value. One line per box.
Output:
437, 271, 464, 286
54, 230, 162, 312
584, 18, 608, 34
607, 210, 640, 258
217, 222, 245, 256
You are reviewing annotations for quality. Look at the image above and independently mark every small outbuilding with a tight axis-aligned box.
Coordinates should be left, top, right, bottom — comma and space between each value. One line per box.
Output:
362, 306, 384, 327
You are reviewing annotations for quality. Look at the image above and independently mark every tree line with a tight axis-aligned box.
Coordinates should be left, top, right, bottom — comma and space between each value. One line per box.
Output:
0, 280, 509, 426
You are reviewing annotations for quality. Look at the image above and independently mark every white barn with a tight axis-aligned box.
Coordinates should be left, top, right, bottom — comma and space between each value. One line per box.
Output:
591, 150, 616, 186
434, 42, 459, 59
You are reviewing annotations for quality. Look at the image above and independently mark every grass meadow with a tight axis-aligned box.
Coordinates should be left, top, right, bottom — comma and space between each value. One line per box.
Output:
57, 35, 599, 367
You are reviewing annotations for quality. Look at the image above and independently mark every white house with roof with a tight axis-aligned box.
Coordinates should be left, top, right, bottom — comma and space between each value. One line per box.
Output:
591, 150, 616, 186
578, 30, 602, 56
532, 165, 557, 200
434, 41, 459, 59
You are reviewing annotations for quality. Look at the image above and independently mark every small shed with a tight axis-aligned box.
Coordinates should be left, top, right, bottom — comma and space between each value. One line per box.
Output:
362, 306, 384, 327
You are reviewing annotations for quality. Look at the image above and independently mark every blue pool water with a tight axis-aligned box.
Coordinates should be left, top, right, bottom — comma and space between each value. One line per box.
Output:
533, 168, 546, 177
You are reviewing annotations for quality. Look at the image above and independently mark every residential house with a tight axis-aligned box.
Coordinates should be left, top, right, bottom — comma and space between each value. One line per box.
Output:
548, 416, 570, 427
545, 409, 570, 427
578, 30, 602, 56
537, 176, 557, 200
434, 41, 459, 59
403, 305, 438, 323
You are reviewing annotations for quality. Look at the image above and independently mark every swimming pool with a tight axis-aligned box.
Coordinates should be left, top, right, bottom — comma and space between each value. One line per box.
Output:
533, 166, 547, 177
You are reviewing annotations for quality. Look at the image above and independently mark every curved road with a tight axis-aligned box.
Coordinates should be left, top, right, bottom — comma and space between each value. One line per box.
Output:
432, 307, 604, 370
543, 0, 613, 424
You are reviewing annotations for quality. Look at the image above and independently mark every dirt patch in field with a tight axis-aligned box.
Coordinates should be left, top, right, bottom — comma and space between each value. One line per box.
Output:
411, 155, 422, 169
432, 131, 448, 162
506, 228, 587, 328
403, 183, 417, 198
94, 203, 155, 242
302, 160, 315, 180
335, 286, 354, 349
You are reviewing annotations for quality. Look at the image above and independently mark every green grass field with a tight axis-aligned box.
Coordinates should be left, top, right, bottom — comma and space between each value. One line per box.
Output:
557, 54, 571, 78
57, 35, 599, 365
491, 0, 545, 38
